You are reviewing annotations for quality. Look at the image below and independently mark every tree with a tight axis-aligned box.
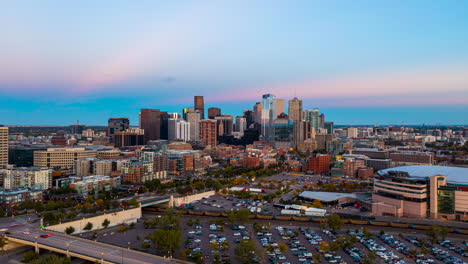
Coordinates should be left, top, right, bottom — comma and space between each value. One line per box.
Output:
65, 226, 75, 235
426, 225, 448, 244
30, 254, 71, 264
22, 250, 38, 261
0, 235, 8, 251
363, 227, 373, 239
325, 214, 343, 232
362, 250, 377, 264
318, 241, 330, 252
234, 239, 263, 264
330, 241, 341, 252
313, 200, 323, 209
102, 218, 110, 228
146, 229, 181, 256
312, 253, 321, 263
278, 243, 288, 253
128, 198, 140, 207
83, 222, 93, 231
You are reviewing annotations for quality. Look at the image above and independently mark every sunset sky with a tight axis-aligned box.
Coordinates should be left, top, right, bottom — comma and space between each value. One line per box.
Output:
1, 1, 467, 125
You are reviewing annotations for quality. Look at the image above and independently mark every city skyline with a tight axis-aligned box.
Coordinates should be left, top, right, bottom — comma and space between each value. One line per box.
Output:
1, 1, 467, 124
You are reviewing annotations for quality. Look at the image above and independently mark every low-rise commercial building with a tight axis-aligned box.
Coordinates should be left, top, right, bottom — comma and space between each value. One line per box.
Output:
0, 188, 43, 208
34, 147, 97, 170
1, 167, 52, 190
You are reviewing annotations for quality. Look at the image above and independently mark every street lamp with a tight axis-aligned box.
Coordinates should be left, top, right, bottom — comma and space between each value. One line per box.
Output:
100, 252, 104, 264
127, 241, 131, 250
66, 243, 70, 257
34, 236, 39, 254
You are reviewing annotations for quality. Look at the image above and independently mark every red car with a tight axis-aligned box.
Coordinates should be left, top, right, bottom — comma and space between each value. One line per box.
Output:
40, 234, 52, 238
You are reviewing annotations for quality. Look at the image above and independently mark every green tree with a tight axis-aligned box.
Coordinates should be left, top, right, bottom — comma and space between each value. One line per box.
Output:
426, 225, 448, 244
278, 243, 288, 253
102, 218, 110, 228
22, 250, 38, 261
234, 239, 264, 264
128, 198, 140, 207
312, 253, 321, 263
362, 250, 377, 264
83, 222, 93, 231
146, 229, 181, 256
65, 226, 75, 235
325, 214, 343, 232
363, 227, 373, 239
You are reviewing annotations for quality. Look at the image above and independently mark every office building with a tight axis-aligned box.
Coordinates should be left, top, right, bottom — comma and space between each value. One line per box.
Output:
347, 127, 358, 138
288, 98, 303, 122
107, 118, 129, 140
0, 126, 8, 168
140, 109, 161, 143
113, 128, 145, 147
342, 158, 366, 177
34, 148, 97, 170
275, 99, 285, 117
253, 102, 262, 124
390, 151, 434, 165
315, 134, 333, 150
324, 122, 334, 134
166, 149, 204, 175
200, 119, 217, 147
208, 107, 221, 119
304, 108, 320, 130
261, 94, 276, 143
185, 108, 200, 141
242, 110, 255, 129
160, 111, 170, 140
235, 116, 247, 133
372, 165, 468, 220
307, 154, 330, 174
194, 96, 205, 119
168, 118, 190, 142
215, 115, 233, 136
9, 145, 50, 167
2, 167, 52, 190
69, 124, 86, 134
273, 114, 293, 149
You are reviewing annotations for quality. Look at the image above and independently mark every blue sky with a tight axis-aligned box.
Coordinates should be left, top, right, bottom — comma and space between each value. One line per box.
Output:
1, 1, 467, 125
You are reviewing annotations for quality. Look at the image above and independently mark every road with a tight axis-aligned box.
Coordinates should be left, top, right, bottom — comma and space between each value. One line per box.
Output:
1, 215, 185, 264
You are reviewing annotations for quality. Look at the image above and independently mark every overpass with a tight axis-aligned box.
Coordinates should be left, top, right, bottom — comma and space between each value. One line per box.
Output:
137, 195, 171, 207
135, 191, 216, 208
6, 229, 187, 264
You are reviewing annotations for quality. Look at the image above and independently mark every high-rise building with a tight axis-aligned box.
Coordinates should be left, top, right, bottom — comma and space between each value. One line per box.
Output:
200, 119, 217, 147
215, 115, 233, 136
347, 127, 358, 138
114, 128, 145, 147
304, 108, 320, 130
160, 111, 170, 140
288, 98, 303, 122
168, 118, 191, 142
185, 108, 200, 141
275, 99, 285, 117
139, 109, 161, 143
261, 94, 276, 143
324, 122, 334, 134
273, 113, 293, 149
253, 102, 262, 124
235, 116, 247, 133
0, 126, 8, 168
208, 107, 221, 119
242, 110, 255, 129
194, 96, 205, 119
107, 118, 129, 141
69, 124, 86, 134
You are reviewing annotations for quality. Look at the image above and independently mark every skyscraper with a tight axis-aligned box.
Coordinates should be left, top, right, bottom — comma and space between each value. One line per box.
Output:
168, 118, 190, 142
194, 96, 205, 119
185, 108, 200, 141
275, 99, 285, 117
0, 126, 8, 168
304, 108, 320, 130
273, 113, 293, 149
160, 111, 170, 140
253, 102, 262, 124
215, 114, 233, 136
288, 97, 303, 122
242, 110, 255, 129
200, 119, 217, 147
261, 94, 277, 143
208, 107, 221, 119
107, 117, 129, 142
235, 116, 247, 133
139, 109, 161, 143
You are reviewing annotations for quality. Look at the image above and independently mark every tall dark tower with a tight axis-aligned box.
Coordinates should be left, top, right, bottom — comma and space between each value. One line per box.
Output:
139, 109, 161, 143
194, 96, 205, 120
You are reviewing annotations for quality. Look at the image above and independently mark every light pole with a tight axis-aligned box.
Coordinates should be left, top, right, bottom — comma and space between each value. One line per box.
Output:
34, 236, 39, 254
100, 252, 104, 264
127, 241, 131, 250
66, 243, 70, 257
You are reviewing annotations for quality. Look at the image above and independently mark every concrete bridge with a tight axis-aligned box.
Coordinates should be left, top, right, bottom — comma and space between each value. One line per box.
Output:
6, 230, 187, 264
136, 190, 215, 208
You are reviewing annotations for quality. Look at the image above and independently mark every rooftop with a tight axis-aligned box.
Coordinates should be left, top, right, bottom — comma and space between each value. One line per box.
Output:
298, 191, 357, 202
378, 165, 468, 184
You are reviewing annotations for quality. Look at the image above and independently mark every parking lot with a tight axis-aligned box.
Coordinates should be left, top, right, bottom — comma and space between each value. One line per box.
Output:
178, 215, 468, 264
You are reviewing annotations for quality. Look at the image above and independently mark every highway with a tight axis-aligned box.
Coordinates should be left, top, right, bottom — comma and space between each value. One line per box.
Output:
1, 216, 186, 264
